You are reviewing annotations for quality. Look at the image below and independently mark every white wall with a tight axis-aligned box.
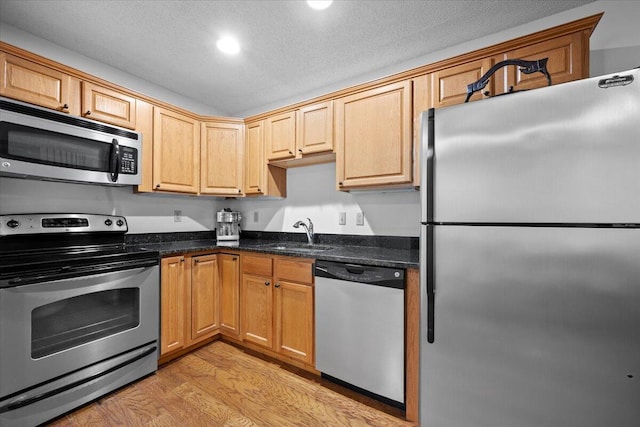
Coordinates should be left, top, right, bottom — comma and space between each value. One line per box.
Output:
228, 163, 420, 237
0, 177, 221, 233
1, 1, 637, 237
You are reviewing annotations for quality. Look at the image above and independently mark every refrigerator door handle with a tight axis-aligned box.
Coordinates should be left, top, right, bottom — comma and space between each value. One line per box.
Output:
426, 225, 435, 343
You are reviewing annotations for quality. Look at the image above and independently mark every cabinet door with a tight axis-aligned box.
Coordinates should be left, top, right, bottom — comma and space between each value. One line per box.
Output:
266, 111, 296, 161
431, 58, 494, 107
0, 52, 79, 114
219, 253, 240, 338
201, 121, 244, 196
153, 107, 200, 194
244, 120, 265, 195
191, 254, 219, 342
335, 80, 413, 189
297, 101, 333, 156
274, 280, 314, 365
241, 274, 273, 348
412, 74, 431, 188
81, 81, 137, 129
160, 256, 186, 355
498, 33, 586, 94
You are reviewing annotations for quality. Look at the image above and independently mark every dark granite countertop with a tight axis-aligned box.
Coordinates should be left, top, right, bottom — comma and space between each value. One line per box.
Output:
127, 231, 419, 269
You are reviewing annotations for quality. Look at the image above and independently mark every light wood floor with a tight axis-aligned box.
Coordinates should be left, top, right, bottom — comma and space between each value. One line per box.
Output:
47, 341, 416, 426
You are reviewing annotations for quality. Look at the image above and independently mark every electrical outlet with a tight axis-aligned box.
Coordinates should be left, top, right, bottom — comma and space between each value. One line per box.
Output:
253, 211, 259, 222
339, 212, 346, 225
174, 210, 182, 222
356, 211, 364, 226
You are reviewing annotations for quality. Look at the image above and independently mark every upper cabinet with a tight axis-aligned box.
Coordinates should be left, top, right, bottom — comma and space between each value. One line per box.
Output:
153, 106, 200, 194
297, 101, 334, 156
262, 101, 335, 168
266, 111, 297, 161
81, 81, 137, 129
335, 80, 413, 190
494, 33, 586, 95
200, 121, 244, 196
0, 52, 80, 115
431, 58, 494, 108
244, 120, 287, 197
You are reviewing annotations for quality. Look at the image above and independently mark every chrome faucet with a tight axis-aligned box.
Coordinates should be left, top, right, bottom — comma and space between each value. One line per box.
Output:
293, 218, 314, 244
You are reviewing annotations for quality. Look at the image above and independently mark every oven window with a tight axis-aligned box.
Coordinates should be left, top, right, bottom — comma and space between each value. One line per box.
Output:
31, 288, 140, 359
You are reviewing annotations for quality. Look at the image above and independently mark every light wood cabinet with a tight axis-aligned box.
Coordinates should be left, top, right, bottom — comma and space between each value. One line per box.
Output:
244, 120, 287, 197
200, 121, 244, 196
273, 258, 314, 365
495, 32, 586, 95
153, 106, 200, 194
0, 52, 80, 115
81, 81, 137, 129
241, 254, 314, 366
219, 253, 241, 338
160, 256, 187, 356
266, 111, 297, 161
297, 100, 334, 156
335, 80, 413, 190
190, 254, 219, 343
241, 254, 274, 347
431, 57, 494, 108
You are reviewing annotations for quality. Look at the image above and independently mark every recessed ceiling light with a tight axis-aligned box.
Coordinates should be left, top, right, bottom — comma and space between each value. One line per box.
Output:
307, 0, 333, 11
217, 36, 240, 55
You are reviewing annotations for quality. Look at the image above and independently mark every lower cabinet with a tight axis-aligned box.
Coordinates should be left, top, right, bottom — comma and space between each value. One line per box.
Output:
241, 254, 315, 367
160, 253, 223, 358
160, 251, 314, 369
219, 253, 241, 338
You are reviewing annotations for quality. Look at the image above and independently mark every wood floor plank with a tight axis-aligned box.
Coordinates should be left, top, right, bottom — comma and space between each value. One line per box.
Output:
47, 341, 416, 427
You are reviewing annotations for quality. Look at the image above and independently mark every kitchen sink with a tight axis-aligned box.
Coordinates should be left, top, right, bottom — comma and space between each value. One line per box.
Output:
258, 242, 334, 252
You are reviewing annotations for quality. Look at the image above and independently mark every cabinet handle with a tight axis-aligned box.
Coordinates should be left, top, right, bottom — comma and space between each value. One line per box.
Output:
288, 150, 293, 155
180, 257, 185, 263
85, 110, 91, 116
238, 189, 242, 193
338, 182, 343, 186
275, 283, 281, 288
233, 257, 238, 261
194, 259, 200, 263
298, 148, 303, 153
60, 104, 69, 111
264, 281, 270, 286
257, 188, 261, 192
155, 184, 161, 189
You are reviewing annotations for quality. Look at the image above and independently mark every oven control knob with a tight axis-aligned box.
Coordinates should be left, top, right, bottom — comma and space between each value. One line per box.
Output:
104, 219, 113, 226
116, 219, 124, 227
7, 219, 19, 228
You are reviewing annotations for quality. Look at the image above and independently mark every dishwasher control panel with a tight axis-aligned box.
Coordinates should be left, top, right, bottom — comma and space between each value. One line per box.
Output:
315, 261, 404, 289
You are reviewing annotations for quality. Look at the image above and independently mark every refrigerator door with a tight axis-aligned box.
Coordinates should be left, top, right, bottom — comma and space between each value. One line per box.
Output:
419, 225, 640, 427
425, 68, 640, 224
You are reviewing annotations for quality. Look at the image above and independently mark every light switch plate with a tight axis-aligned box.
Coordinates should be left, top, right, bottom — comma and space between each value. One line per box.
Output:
174, 210, 182, 222
339, 212, 346, 225
356, 211, 364, 226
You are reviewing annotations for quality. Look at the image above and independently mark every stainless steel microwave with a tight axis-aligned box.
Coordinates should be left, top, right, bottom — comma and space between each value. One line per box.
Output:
0, 97, 142, 186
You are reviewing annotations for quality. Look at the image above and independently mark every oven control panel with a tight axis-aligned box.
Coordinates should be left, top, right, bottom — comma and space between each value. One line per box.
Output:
0, 214, 128, 235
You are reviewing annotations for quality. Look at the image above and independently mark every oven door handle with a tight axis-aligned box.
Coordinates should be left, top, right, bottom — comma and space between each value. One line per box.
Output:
0, 342, 157, 414
5, 258, 159, 287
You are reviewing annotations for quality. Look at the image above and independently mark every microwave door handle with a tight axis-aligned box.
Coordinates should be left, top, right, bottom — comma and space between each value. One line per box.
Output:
109, 138, 120, 182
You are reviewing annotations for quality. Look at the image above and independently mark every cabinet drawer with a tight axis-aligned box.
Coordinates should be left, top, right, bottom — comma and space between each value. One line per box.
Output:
242, 254, 273, 276
275, 258, 313, 284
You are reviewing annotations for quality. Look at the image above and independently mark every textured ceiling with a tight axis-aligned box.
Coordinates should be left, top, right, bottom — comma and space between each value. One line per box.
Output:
0, 0, 594, 117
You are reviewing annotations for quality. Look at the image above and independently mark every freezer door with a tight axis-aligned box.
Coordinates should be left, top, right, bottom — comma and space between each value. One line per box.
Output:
420, 226, 640, 427
427, 68, 640, 224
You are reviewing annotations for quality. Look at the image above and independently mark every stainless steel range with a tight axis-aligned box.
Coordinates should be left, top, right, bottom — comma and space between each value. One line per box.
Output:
0, 213, 160, 426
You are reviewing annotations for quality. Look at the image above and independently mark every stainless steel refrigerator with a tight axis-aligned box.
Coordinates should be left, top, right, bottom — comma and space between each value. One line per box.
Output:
419, 68, 640, 426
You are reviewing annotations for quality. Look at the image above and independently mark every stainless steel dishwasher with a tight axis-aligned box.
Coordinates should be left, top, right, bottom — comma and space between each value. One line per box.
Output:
315, 260, 405, 407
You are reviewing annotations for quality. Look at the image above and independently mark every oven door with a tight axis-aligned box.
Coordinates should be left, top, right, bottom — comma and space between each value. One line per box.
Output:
0, 263, 159, 398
